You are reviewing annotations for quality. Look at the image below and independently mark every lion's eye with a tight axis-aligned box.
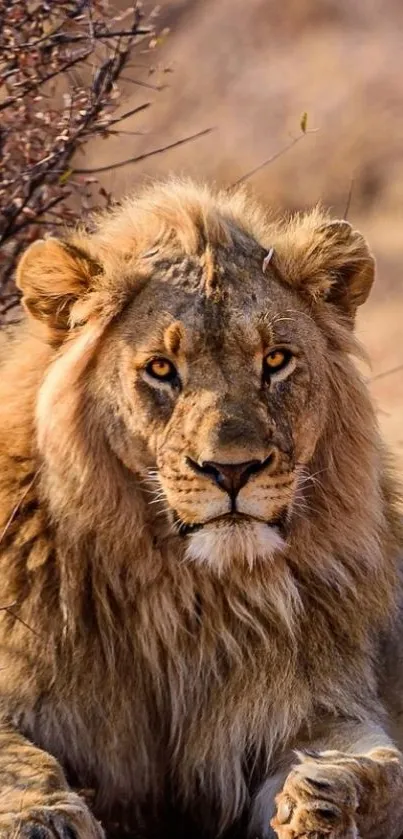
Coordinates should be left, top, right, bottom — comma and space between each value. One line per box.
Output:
145, 357, 178, 382
263, 349, 293, 380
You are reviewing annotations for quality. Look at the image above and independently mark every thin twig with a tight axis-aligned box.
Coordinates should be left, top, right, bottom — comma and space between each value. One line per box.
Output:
0, 468, 42, 637
9, 193, 70, 238
73, 127, 214, 174
0, 603, 40, 637
31, 28, 152, 45
343, 178, 355, 220
0, 470, 41, 546
101, 102, 151, 128
370, 364, 403, 383
118, 75, 165, 91
0, 50, 92, 113
229, 132, 313, 188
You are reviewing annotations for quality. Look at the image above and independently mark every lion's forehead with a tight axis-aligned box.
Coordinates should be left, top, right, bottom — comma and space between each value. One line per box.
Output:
120, 264, 310, 357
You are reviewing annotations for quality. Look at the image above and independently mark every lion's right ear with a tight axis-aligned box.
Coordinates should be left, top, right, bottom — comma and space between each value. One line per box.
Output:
16, 238, 100, 342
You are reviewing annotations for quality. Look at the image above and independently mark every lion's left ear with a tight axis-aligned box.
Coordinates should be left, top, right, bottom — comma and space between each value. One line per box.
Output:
273, 215, 375, 321
313, 220, 375, 316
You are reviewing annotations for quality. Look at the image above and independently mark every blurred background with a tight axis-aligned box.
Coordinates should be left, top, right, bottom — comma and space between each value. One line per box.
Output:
1, 0, 402, 466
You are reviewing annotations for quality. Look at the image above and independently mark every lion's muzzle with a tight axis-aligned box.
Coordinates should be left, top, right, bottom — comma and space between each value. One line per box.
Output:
186, 450, 278, 506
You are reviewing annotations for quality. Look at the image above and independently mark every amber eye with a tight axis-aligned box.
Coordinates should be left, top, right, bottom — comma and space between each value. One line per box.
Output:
263, 348, 293, 379
145, 357, 178, 382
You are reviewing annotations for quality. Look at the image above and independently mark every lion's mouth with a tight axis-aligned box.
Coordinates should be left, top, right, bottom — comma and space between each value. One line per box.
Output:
174, 510, 289, 538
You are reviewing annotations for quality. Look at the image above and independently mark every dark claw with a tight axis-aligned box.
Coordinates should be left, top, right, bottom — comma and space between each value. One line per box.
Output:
305, 776, 332, 790
315, 806, 340, 821
25, 820, 78, 839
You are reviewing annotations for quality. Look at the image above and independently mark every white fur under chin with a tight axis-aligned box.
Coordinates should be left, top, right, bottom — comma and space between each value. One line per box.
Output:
186, 519, 285, 573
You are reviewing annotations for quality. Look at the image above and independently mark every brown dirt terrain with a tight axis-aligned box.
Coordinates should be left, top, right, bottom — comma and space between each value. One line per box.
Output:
80, 0, 403, 469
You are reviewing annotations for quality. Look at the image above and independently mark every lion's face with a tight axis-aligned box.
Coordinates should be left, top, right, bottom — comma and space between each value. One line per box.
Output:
94, 247, 329, 569
17, 180, 374, 572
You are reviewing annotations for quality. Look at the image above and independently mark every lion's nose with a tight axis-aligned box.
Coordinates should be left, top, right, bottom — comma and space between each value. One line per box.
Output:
186, 454, 276, 499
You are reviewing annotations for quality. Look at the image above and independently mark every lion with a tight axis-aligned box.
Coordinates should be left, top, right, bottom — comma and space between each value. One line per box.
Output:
0, 178, 403, 839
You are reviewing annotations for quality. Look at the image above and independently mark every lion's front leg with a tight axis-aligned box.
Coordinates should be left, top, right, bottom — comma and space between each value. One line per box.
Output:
250, 721, 403, 839
0, 724, 104, 838
270, 730, 403, 839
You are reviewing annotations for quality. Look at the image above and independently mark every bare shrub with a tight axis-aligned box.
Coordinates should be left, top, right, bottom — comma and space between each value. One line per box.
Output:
0, 0, 154, 322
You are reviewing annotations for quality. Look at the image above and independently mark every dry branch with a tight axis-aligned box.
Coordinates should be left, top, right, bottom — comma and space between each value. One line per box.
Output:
0, 0, 155, 320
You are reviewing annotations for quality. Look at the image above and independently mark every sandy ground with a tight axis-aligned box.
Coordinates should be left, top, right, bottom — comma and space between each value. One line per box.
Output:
79, 0, 403, 468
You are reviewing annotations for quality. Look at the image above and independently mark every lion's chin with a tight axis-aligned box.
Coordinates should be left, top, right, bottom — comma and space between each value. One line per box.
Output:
185, 518, 285, 572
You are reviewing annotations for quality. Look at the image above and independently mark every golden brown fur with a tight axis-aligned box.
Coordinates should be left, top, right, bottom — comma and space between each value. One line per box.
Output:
0, 178, 403, 839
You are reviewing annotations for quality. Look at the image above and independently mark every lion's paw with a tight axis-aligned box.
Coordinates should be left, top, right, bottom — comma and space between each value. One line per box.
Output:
270, 751, 360, 839
0, 792, 104, 839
